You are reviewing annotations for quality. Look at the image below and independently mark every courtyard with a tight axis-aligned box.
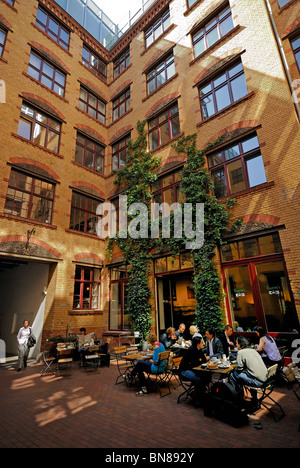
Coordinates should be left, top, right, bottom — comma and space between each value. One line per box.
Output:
0, 358, 299, 450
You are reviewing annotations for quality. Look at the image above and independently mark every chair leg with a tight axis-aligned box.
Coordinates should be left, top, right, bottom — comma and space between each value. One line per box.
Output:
261, 396, 286, 422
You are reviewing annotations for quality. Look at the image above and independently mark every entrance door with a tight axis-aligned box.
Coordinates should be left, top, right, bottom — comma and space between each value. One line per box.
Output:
0, 260, 50, 357
157, 273, 196, 336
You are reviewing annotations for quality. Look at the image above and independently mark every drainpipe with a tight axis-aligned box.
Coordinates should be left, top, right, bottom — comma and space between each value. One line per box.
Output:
264, 0, 300, 121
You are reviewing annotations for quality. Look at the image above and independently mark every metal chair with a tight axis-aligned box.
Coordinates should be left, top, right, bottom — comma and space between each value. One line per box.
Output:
113, 346, 134, 385
56, 348, 73, 376
146, 351, 172, 398
40, 351, 56, 376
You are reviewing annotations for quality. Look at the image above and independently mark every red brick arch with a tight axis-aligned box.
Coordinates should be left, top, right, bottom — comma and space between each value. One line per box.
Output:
0, 236, 62, 258
9, 158, 60, 181
204, 121, 260, 147
242, 214, 280, 226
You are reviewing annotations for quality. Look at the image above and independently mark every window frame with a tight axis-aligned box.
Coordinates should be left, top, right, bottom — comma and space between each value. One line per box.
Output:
4, 169, 55, 224
35, 6, 70, 50
113, 48, 130, 79
290, 34, 300, 73
0, 27, 7, 58
145, 10, 171, 49
207, 134, 267, 198
112, 88, 131, 121
73, 265, 101, 310
78, 85, 106, 124
146, 53, 176, 95
75, 133, 105, 174
199, 59, 248, 120
148, 103, 180, 151
151, 169, 183, 210
82, 45, 107, 81
109, 266, 129, 331
112, 135, 131, 171
27, 51, 66, 97
69, 191, 102, 236
192, 5, 234, 59
17, 102, 61, 153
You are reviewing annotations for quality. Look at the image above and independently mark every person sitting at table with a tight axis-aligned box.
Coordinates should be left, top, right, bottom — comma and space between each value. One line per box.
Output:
254, 326, 282, 368
128, 333, 166, 396
229, 336, 268, 409
175, 323, 186, 341
219, 325, 235, 357
204, 328, 224, 361
77, 328, 96, 367
160, 327, 177, 349
179, 335, 210, 396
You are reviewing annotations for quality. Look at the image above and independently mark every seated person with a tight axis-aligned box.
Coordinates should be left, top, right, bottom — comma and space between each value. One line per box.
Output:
160, 327, 177, 349
254, 326, 282, 368
204, 328, 224, 361
179, 335, 210, 392
175, 323, 186, 341
129, 333, 166, 396
229, 336, 268, 407
219, 325, 235, 357
77, 328, 96, 366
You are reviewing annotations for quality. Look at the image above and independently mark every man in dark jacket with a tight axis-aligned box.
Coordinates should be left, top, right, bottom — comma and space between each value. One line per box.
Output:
219, 325, 235, 357
204, 328, 224, 360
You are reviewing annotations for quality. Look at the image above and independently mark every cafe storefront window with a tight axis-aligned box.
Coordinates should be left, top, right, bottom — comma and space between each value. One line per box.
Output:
221, 232, 299, 333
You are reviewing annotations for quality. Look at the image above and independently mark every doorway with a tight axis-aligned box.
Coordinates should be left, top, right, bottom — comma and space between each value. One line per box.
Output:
0, 259, 50, 357
157, 273, 196, 337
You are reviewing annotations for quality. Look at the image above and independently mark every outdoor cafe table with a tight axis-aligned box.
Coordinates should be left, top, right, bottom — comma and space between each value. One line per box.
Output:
122, 352, 153, 363
193, 362, 236, 375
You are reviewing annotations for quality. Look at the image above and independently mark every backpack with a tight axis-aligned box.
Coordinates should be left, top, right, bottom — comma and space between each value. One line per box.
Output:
203, 382, 249, 428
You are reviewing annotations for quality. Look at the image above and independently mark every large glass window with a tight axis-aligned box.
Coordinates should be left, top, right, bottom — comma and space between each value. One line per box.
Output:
208, 134, 267, 198
151, 169, 183, 213
27, 51, 66, 97
0, 27, 7, 57
145, 10, 171, 48
110, 266, 129, 330
192, 5, 234, 58
112, 89, 131, 121
4, 169, 54, 224
112, 135, 131, 171
291, 35, 300, 72
199, 60, 248, 119
147, 54, 176, 95
75, 133, 105, 174
222, 234, 299, 333
148, 103, 180, 150
73, 265, 101, 310
78, 86, 106, 124
35, 7, 70, 50
69, 191, 102, 236
113, 48, 130, 79
82, 45, 107, 81
17, 103, 61, 153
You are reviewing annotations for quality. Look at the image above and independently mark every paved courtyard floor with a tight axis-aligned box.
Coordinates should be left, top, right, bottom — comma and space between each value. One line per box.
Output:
0, 358, 299, 450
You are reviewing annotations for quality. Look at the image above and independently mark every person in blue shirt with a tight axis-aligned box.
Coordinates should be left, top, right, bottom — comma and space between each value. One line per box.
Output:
128, 333, 166, 396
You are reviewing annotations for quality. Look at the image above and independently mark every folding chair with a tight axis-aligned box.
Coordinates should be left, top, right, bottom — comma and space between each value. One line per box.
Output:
244, 364, 285, 422
177, 374, 197, 404
84, 345, 100, 372
56, 348, 73, 376
113, 346, 134, 385
169, 356, 183, 389
147, 351, 172, 398
281, 365, 300, 402
40, 351, 56, 376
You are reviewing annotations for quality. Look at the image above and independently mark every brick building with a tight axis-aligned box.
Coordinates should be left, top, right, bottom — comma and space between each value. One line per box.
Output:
0, 0, 299, 356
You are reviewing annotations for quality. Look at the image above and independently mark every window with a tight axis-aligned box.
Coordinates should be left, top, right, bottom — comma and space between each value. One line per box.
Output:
199, 60, 248, 119
78, 86, 106, 124
192, 5, 234, 58
291, 35, 300, 72
82, 45, 107, 81
4, 169, 54, 224
110, 266, 129, 330
113, 48, 130, 79
221, 234, 299, 333
145, 10, 170, 48
112, 135, 131, 171
75, 133, 105, 174
5, 0, 15, 6
151, 170, 183, 211
187, 0, 198, 8
35, 7, 70, 50
112, 89, 131, 121
278, 0, 291, 7
148, 103, 180, 151
27, 51, 66, 97
73, 265, 101, 310
70, 191, 101, 236
207, 134, 267, 198
147, 54, 176, 95
0, 27, 7, 57
17, 103, 61, 153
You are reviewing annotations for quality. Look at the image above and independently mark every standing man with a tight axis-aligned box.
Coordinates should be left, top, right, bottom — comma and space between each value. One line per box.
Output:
219, 325, 235, 357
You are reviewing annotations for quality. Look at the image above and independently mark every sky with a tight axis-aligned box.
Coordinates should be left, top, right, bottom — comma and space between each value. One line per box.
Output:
93, 0, 142, 27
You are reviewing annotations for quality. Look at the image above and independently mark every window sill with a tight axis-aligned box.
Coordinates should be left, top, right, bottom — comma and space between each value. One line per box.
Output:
68, 309, 103, 316
71, 160, 105, 178
31, 23, 73, 57
184, 0, 205, 16
197, 92, 255, 127
149, 132, 185, 153
75, 105, 107, 128
218, 181, 275, 201
108, 108, 133, 127
22, 72, 68, 102
110, 63, 132, 85
141, 24, 176, 56
142, 73, 179, 102
65, 228, 105, 241
0, 212, 57, 229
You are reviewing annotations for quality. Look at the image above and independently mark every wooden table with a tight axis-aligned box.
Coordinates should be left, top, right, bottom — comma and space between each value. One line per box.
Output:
122, 353, 153, 362
193, 363, 236, 375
